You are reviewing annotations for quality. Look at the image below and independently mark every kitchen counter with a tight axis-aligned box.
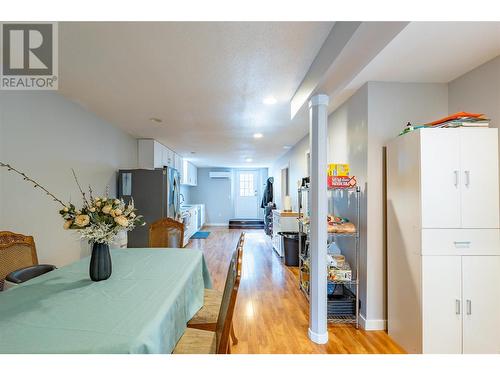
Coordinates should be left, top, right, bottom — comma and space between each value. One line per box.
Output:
180, 204, 206, 246
272, 210, 299, 218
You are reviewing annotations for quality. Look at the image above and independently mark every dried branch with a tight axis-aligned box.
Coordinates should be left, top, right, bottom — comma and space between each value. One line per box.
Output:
88, 184, 94, 203
0, 161, 67, 207
71, 168, 90, 207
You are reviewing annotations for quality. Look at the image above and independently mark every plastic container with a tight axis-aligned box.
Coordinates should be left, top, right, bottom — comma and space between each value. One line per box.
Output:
278, 231, 305, 266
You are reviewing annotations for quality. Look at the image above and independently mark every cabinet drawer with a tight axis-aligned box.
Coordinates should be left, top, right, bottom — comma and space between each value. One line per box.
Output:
422, 229, 500, 256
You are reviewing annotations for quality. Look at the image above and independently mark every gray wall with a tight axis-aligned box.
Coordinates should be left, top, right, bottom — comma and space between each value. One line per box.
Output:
0, 92, 138, 266
189, 168, 234, 225
271, 82, 448, 328
365, 82, 448, 325
449, 55, 500, 129
188, 167, 268, 225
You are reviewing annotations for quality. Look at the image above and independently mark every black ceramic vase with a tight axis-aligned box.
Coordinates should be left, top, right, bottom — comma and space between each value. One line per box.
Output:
89, 242, 112, 281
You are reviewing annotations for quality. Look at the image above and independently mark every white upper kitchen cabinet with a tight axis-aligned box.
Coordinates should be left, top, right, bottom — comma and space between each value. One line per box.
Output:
138, 139, 179, 170
174, 153, 183, 175
161, 147, 175, 168
181, 159, 198, 186
138, 139, 162, 169
420, 128, 499, 229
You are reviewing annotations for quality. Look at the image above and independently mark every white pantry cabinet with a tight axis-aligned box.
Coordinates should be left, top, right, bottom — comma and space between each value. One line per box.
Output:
420, 128, 499, 228
422, 256, 500, 354
387, 128, 500, 354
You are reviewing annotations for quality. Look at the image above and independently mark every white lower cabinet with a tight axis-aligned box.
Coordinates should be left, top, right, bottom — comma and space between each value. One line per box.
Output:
462, 256, 500, 354
422, 255, 500, 354
422, 256, 462, 354
271, 210, 299, 257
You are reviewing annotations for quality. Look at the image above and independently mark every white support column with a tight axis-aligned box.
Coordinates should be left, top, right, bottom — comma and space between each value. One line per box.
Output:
308, 94, 329, 344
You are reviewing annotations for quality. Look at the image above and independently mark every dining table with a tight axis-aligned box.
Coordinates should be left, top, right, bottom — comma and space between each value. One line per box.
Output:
0, 248, 212, 354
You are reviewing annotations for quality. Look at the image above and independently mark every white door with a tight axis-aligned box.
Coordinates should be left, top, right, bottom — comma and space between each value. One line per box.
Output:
460, 129, 500, 228
421, 129, 461, 228
462, 256, 500, 354
235, 170, 260, 219
422, 256, 462, 354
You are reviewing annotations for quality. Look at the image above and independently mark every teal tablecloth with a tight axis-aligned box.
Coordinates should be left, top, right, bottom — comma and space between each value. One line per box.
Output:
0, 248, 212, 354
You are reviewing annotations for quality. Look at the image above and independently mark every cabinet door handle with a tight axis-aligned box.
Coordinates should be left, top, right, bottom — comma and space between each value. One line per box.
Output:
453, 241, 471, 248
464, 170, 470, 187
454, 170, 459, 187
466, 299, 472, 315
455, 299, 461, 315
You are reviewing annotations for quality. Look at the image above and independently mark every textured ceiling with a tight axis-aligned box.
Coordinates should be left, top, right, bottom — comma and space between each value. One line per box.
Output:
58, 22, 333, 167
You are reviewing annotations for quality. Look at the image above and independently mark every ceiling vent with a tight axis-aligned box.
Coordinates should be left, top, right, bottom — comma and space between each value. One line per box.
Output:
209, 171, 232, 179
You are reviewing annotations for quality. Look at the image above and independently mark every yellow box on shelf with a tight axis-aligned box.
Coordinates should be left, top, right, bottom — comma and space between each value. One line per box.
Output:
327, 163, 349, 177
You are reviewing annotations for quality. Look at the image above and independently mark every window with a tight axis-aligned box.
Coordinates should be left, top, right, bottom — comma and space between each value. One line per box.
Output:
239, 173, 255, 197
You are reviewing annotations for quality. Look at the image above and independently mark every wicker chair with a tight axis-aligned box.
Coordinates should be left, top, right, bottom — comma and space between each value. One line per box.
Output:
182, 233, 244, 347
0, 231, 41, 290
149, 218, 185, 248
173, 239, 243, 354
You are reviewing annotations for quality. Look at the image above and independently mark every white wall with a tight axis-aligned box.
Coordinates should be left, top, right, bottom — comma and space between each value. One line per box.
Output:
365, 82, 448, 326
271, 82, 448, 328
0, 92, 137, 266
271, 135, 309, 213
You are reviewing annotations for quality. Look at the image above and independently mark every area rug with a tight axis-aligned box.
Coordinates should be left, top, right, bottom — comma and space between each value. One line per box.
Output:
191, 231, 211, 239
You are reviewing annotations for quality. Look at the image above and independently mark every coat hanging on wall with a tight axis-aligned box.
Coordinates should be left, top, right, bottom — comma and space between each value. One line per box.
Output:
261, 177, 274, 208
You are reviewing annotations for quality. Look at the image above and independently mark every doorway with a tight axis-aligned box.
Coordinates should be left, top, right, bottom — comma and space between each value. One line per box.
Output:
235, 169, 260, 219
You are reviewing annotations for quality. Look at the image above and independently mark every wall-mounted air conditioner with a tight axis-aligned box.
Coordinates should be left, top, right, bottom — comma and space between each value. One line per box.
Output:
209, 171, 232, 179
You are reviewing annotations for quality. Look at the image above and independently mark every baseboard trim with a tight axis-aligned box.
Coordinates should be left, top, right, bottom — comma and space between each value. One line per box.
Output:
205, 223, 228, 227
359, 314, 387, 331
308, 328, 328, 344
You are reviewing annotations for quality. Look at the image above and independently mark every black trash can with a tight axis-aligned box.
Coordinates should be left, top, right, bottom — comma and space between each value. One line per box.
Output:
278, 232, 304, 266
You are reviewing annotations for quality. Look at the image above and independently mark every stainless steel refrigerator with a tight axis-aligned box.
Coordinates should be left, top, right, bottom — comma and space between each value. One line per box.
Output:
118, 167, 181, 247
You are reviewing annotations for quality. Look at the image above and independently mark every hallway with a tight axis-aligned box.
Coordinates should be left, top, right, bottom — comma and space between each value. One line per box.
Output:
186, 227, 404, 354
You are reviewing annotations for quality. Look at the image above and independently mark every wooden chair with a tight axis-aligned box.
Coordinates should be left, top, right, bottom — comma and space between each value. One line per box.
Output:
149, 218, 185, 248
173, 239, 243, 354
0, 231, 38, 290
186, 233, 244, 346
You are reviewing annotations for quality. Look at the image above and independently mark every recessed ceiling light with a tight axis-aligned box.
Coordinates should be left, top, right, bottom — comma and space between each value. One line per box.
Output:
263, 96, 277, 105
150, 117, 163, 124
245, 158, 253, 163
253, 133, 263, 139
283, 145, 292, 149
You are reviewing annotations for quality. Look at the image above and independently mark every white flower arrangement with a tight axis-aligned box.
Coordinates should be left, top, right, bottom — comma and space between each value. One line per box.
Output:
59, 195, 144, 245
0, 162, 145, 245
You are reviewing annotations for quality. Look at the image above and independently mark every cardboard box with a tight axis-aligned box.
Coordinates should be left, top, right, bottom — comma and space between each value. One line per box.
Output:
327, 163, 350, 177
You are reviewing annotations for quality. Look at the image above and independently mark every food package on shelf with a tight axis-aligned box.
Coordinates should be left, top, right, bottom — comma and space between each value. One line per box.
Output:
328, 261, 352, 282
327, 254, 345, 268
327, 163, 350, 177
327, 241, 342, 254
329, 175, 357, 189
327, 215, 356, 233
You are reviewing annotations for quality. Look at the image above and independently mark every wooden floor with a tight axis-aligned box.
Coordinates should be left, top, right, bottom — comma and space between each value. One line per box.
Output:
186, 227, 405, 354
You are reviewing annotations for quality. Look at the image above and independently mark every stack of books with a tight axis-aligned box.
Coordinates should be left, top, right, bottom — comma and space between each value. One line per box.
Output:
426, 111, 490, 128
399, 112, 491, 136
